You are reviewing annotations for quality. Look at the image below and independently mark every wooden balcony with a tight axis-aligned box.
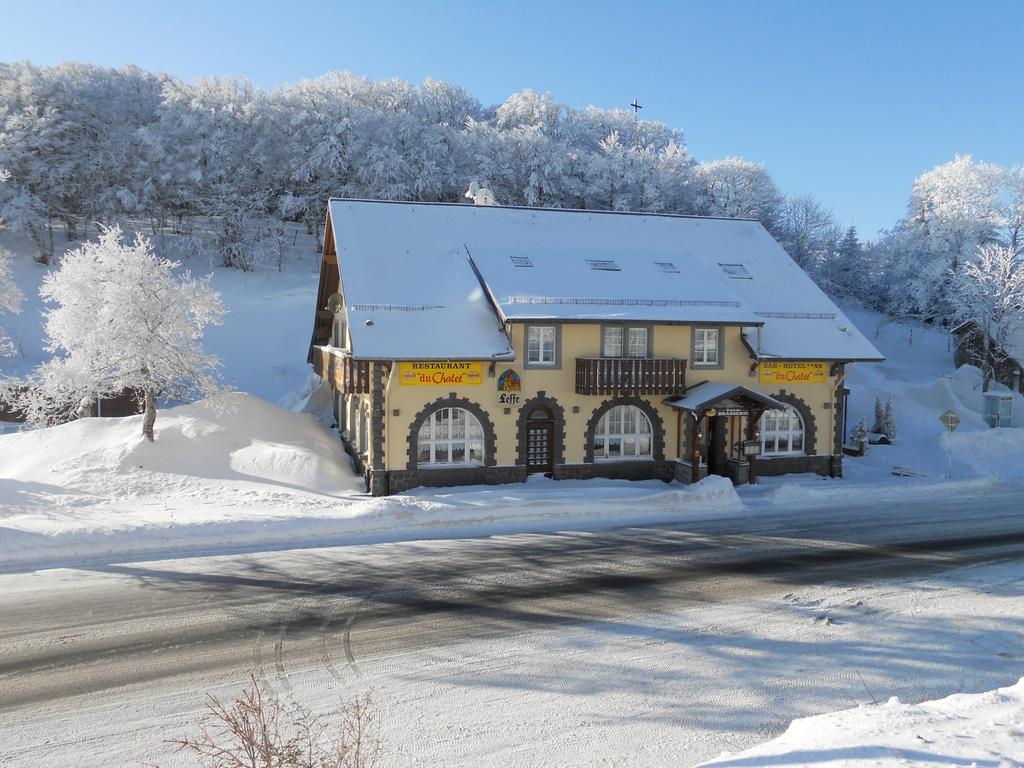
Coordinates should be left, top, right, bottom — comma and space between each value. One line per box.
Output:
575, 357, 687, 396
312, 346, 371, 394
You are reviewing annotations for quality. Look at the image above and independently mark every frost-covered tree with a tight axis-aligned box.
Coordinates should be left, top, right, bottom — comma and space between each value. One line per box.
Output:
1005, 165, 1024, 257
851, 418, 870, 454
0, 61, 844, 272
0, 62, 165, 260
950, 243, 1024, 392
882, 398, 897, 441
778, 195, 841, 272
870, 155, 1008, 319
819, 224, 866, 300
871, 397, 885, 435
909, 155, 1004, 272
693, 157, 784, 232
22, 227, 225, 438
0, 247, 23, 359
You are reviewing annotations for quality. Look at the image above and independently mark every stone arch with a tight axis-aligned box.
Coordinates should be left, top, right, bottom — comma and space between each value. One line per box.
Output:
406, 393, 497, 470
763, 390, 817, 455
584, 396, 666, 463
515, 391, 566, 468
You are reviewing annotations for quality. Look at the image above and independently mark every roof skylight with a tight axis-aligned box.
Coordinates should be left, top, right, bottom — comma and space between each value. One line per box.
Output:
719, 263, 752, 279
509, 255, 534, 268
655, 261, 679, 273
585, 258, 621, 272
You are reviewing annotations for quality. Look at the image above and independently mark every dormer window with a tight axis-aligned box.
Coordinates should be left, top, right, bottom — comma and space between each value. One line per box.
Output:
720, 263, 751, 279
655, 261, 679, 273
510, 255, 534, 268
586, 259, 621, 271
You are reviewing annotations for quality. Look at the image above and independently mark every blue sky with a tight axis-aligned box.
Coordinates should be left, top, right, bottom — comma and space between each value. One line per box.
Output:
4, 0, 1022, 238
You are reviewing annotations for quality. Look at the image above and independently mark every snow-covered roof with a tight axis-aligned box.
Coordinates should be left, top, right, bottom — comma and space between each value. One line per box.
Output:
951, 319, 1024, 366
665, 382, 787, 412
328, 201, 514, 360
326, 199, 883, 362
467, 243, 759, 324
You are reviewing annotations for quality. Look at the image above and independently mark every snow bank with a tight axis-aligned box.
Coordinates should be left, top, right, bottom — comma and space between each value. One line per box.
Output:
698, 678, 1024, 767
0, 400, 741, 570
0, 392, 362, 519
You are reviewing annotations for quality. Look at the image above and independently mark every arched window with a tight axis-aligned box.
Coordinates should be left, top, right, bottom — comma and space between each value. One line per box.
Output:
759, 406, 805, 456
593, 405, 653, 460
417, 407, 485, 466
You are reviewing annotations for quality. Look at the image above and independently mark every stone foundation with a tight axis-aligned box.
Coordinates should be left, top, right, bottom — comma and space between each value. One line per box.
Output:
382, 465, 528, 495
673, 459, 708, 484
371, 461, 675, 495
364, 455, 839, 496
753, 454, 833, 477
554, 460, 674, 483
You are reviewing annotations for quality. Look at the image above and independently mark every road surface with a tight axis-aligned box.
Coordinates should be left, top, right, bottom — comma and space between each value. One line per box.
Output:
1, 488, 1023, 766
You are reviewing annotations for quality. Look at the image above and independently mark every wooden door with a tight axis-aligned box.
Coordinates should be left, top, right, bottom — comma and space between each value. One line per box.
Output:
708, 415, 727, 475
526, 407, 554, 474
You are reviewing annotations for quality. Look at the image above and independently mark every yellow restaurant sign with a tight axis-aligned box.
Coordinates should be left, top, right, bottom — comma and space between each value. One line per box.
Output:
399, 361, 483, 386
758, 361, 828, 385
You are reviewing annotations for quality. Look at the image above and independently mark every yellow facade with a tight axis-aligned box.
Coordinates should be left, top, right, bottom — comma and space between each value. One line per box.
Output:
328, 321, 843, 484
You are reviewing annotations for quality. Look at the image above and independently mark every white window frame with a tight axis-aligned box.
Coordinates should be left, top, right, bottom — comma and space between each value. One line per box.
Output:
602, 324, 650, 359
627, 327, 648, 359
603, 326, 624, 358
417, 407, 485, 467
759, 406, 805, 457
526, 325, 558, 367
593, 405, 654, 461
693, 327, 720, 367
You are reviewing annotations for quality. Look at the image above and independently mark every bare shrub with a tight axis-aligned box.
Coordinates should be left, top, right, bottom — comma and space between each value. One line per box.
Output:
168, 674, 380, 768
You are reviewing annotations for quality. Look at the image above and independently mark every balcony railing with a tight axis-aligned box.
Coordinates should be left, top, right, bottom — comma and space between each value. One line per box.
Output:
575, 357, 687, 396
312, 346, 371, 394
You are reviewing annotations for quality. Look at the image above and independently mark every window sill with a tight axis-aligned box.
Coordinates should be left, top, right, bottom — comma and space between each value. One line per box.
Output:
594, 456, 655, 463
760, 452, 805, 458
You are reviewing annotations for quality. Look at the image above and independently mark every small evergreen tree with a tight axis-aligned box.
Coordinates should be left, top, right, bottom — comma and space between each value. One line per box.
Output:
872, 397, 885, 434
882, 398, 897, 440
851, 418, 870, 455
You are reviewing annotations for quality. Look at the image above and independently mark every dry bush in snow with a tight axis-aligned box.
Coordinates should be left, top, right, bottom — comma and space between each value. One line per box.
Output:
166, 674, 380, 768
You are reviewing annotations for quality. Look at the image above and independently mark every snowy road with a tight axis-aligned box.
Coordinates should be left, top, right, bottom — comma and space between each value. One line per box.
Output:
2, 489, 1024, 766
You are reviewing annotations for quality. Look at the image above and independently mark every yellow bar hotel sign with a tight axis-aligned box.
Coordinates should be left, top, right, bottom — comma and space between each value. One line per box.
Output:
399, 361, 484, 386
758, 361, 828, 385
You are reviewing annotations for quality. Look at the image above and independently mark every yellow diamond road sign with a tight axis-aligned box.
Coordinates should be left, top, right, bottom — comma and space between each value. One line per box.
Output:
940, 409, 961, 431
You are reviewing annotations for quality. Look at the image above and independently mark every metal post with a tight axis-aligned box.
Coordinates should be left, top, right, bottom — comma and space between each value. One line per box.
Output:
946, 427, 953, 480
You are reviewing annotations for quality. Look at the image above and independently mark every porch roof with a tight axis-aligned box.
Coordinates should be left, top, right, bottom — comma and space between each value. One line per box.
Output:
665, 382, 786, 413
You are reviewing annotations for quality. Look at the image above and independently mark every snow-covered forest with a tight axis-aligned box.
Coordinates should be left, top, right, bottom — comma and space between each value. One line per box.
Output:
0, 62, 846, 277
0, 62, 1021, 328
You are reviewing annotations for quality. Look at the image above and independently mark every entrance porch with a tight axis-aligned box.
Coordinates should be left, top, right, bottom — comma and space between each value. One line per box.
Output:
665, 382, 786, 485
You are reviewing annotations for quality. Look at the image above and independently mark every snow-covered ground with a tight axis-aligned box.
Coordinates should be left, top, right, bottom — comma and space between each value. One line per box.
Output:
2, 552, 1022, 767
699, 677, 1024, 767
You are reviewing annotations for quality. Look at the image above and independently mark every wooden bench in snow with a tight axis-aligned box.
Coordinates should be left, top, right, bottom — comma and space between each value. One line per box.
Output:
891, 466, 927, 477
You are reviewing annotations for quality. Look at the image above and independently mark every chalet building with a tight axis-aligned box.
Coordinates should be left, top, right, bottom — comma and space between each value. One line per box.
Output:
951, 321, 1024, 393
308, 199, 884, 496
